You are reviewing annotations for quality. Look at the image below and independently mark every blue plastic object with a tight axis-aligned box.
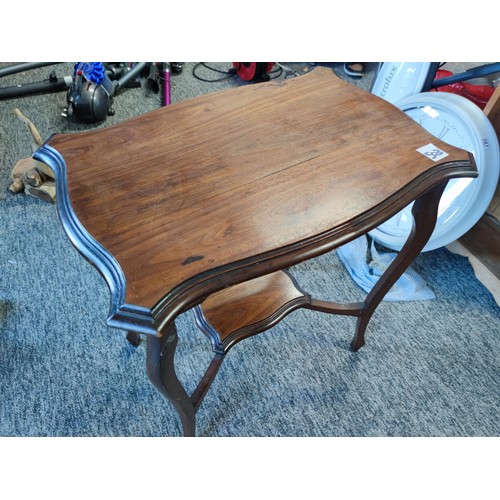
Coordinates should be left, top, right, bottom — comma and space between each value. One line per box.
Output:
74, 62, 106, 85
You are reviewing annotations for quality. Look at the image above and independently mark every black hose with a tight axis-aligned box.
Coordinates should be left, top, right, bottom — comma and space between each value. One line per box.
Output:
0, 62, 61, 78
0, 76, 70, 100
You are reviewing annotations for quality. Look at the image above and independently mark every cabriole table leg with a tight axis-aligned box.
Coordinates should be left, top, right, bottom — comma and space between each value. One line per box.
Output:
350, 181, 448, 351
146, 323, 197, 437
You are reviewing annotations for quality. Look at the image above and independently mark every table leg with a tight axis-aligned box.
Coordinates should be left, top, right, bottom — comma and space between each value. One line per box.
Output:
190, 352, 225, 413
350, 181, 448, 351
146, 323, 196, 437
126, 331, 142, 346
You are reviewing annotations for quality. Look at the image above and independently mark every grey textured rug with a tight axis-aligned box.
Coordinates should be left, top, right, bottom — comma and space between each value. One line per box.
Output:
0, 62, 499, 437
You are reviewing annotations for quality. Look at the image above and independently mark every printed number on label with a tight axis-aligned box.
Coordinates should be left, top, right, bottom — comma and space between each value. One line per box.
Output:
416, 143, 449, 162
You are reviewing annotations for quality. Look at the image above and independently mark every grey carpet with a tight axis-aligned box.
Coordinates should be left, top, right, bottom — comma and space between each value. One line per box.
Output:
0, 62, 499, 437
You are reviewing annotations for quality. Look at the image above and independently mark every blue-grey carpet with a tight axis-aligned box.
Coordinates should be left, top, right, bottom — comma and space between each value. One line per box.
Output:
0, 62, 499, 437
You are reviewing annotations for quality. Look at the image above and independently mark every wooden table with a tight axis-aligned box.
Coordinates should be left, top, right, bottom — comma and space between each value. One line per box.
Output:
35, 67, 477, 436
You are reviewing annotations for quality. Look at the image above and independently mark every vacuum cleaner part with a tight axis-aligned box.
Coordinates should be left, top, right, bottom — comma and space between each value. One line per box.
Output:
232, 62, 274, 82
369, 92, 500, 251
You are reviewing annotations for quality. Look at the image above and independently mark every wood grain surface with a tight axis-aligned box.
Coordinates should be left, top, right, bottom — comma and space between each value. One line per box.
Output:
46, 67, 473, 310
199, 271, 306, 340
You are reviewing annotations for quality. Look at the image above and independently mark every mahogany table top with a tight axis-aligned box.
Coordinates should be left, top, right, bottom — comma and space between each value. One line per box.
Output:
38, 67, 475, 331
